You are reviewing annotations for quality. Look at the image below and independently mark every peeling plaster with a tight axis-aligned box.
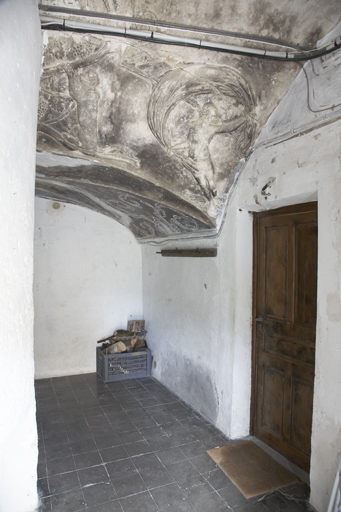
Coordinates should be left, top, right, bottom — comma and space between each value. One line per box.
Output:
36, 150, 93, 167
36, 30, 302, 240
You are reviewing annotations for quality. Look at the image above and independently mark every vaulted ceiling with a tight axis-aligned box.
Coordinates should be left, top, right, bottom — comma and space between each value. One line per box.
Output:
36, 1, 340, 241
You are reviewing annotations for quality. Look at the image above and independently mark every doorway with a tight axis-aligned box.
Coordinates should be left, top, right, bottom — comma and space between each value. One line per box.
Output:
251, 202, 317, 472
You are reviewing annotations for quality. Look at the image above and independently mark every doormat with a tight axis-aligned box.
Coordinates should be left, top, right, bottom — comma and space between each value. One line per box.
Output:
207, 440, 299, 498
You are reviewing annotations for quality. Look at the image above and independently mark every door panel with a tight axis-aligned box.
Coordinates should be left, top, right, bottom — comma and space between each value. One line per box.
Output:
291, 376, 314, 455
252, 203, 317, 472
265, 225, 289, 319
295, 222, 318, 325
261, 365, 285, 437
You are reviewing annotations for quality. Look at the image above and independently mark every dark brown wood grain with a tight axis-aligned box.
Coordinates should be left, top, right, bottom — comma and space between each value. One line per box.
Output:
159, 249, 217, 257
251, 202, 317, 472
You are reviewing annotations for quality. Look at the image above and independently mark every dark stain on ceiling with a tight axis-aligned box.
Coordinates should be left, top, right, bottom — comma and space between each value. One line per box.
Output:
36, 0, 341, 241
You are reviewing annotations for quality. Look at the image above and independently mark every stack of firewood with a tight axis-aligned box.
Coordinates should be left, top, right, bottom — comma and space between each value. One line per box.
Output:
97, 320, 147, 354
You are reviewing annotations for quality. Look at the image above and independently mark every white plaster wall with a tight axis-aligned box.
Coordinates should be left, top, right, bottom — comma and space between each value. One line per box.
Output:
310, 153, 341, 512
34, 198, 143, 378
142, 241, 223, 423
232, 119, 341, 512
142, 200, 253, 436
142, 49, 341, 512
0, 1, 41, 511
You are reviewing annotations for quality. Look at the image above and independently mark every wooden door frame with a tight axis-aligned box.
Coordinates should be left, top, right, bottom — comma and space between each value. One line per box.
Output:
250, 201, 318, 438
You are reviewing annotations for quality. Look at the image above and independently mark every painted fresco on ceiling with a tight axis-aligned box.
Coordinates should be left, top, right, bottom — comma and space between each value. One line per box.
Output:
37, 32, 299, 239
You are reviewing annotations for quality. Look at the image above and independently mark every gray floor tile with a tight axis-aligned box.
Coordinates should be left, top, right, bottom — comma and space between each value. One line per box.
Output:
118, 429, 144, 444
44, 431, 69, 447
67, 428, 93, 443
70, 437, 98, 455
46, 455, 76, 476
149, 411, 176, 425
159, 502, 195, 512
94, 434, 122, 450
90, 424, 116, 437
139, 425, 166, 439
189, 452, 219, 473
82, 481, 117, 507
37, 477, 49, 498
235, 501, 270, 512
82, 406, 104, 418
179, 441, 205, 458
189, 490, 230, 511
49, 488, 86, 512
262, 492, 310, 512
45, 442, 73, 461
38, 461, 48, 479
112, 472, 147, 498
218, 483, 250, 509
149, 482, 187, 509
180, 479, 214, 500
105, 459, 137, 479
131, 415, 157, 428
64, 418, 89, 431
203, 468, 231, 491
87, 415, 112, 428
99, 445, 128, 463
124, 440, 152, 457
110, 419, 136, 432
132, 452, 164, 472
155, 447, 187, 465
86, 500, 123, 512
35, 374, 312, 512
37, 497, 52, 512
146, 434, 178, 451
74, 450, 103, 470
119, 491, 158, 512
77, 464, 110, 486
200, 434, 228, 450
166, 459, 200, 484
48, 470, 80, 495
140, 467, 174, 489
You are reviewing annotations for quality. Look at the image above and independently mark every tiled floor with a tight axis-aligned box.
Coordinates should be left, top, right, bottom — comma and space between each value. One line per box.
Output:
36, 374, 314, 512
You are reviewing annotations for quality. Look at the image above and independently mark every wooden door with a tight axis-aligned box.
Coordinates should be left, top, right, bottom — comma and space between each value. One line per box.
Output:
252, 202, 317, 472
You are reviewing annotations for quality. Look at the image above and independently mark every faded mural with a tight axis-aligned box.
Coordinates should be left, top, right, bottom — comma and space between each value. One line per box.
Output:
148, 65, 255, 200
36, 31, 297, 239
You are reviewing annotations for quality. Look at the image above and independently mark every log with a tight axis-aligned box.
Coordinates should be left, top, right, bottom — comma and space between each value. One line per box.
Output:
114, 329, 134, 336
127, 320, 145, 332
104, 341, 127, 354
134, 338, 147, 351
97, 335, 116, 344
97, 330, 147, 345
110, 330, 147, 343
158, 249, 217, 258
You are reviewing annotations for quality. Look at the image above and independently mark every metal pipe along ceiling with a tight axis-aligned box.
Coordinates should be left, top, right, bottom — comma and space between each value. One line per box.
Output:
39, 4, 341, 61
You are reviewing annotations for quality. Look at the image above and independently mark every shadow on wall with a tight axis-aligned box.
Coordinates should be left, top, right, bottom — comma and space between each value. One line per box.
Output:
162, 352, 219, 423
